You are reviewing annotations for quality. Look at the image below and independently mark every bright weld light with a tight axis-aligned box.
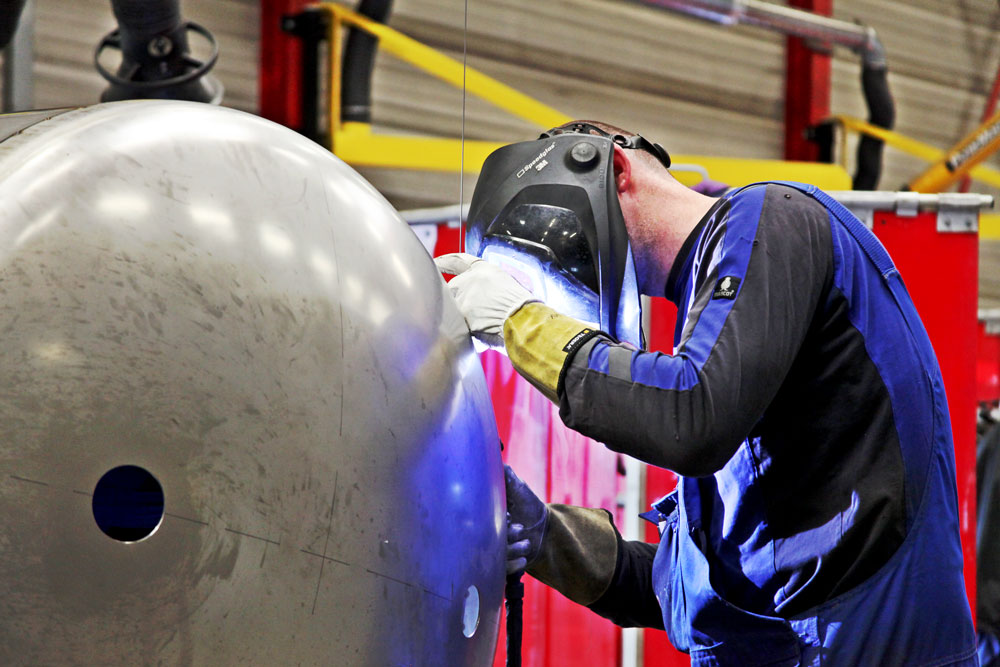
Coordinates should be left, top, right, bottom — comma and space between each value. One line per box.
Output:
480, 245, 599, 329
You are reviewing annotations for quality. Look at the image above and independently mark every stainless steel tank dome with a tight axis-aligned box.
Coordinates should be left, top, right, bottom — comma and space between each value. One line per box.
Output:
0, 101, 505, 665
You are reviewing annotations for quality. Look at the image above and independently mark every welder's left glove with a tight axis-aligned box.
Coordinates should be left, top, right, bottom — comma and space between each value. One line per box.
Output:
435, 253, 538, 347
505, 464, 548, 576
505, 464, 622, 605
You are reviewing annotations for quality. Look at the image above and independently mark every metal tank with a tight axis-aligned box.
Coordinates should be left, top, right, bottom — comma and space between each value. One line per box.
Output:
0, 101, 505, 665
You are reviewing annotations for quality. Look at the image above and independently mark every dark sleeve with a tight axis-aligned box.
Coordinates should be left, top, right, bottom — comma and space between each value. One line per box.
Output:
587, 531, 665, 629
0, 0, 27, 50
524, 504, 662, 629
558, 185, 834, 476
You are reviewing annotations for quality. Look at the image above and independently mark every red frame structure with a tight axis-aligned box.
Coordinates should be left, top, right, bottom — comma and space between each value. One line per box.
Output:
784, 0, 832, 161
259, 0, 309, 129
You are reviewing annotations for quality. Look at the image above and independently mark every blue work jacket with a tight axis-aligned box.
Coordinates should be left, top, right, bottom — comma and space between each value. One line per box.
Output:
560, 182, 977, 665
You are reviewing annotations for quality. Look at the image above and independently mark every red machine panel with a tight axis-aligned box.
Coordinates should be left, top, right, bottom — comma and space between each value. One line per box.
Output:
872, 210, 979, 618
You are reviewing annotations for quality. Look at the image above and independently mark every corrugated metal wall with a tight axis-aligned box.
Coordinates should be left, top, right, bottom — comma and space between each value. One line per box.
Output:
9, 0, 1000, 305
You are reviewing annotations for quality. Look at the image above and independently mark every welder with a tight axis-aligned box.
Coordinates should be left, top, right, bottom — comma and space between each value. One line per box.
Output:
436, 121, 977, 665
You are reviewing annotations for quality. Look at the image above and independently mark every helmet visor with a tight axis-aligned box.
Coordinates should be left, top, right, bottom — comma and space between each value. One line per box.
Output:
483, 203, 598, 294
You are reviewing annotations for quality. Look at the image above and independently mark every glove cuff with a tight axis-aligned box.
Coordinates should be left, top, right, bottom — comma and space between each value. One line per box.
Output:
504, 303, 600, 403
527, 504, 620, 606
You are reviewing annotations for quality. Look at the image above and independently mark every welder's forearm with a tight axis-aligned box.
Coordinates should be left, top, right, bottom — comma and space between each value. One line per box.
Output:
526, 504, 619, 606
588, 537, 665, 630
557, 344, 749, 476
504, 303, 745, 475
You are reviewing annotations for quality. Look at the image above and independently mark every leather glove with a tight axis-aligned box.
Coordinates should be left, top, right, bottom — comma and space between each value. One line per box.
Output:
504, 464, 548, 576
435, 253, 537, 347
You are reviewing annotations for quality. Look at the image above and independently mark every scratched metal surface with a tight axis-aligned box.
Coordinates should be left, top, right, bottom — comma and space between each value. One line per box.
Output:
0, 101, 505, 665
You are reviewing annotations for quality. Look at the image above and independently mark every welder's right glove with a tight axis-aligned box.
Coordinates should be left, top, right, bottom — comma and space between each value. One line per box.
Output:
505, 464, 621, 606
435, 253, 538, 348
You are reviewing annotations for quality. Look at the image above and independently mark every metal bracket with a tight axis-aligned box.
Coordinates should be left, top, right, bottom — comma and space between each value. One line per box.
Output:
981, 308, 1000, 335
830, 191, 993, 232
894, 191, 921, 218
937, 193, 980, 233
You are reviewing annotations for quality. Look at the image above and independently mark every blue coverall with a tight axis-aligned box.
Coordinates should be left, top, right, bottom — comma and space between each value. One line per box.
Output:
556, 183, 977, 665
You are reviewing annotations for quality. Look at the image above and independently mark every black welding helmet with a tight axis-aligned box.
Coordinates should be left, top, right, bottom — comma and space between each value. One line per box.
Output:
465, 123, 669, 348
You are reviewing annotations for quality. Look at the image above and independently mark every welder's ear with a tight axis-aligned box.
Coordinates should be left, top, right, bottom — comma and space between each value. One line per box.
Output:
612, 144, 631, 194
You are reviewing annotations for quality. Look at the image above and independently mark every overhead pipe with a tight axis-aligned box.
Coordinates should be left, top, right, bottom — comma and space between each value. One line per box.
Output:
638, 0, 894, 189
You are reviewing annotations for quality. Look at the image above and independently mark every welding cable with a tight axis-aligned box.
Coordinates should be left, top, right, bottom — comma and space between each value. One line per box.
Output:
505, 573, 524, 667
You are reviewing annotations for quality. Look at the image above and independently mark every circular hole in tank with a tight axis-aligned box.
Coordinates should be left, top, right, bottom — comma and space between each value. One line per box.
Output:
92, 465, 165, 543
462, 585, 480, 638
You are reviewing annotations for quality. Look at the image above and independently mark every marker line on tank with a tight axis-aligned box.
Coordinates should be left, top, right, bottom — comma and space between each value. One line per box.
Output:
366, 568, 414, 588
300, 548, 350, 566
422, 587, 451, 602
225, 527, 280, 546
310, 471, 340, 615
164, 512, 209, 527
9, 474, 49, 487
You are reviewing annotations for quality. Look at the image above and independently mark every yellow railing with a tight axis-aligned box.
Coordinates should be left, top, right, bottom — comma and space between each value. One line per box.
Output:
312, 1, 850, 190
830, 115, 1000, 192
318, 1, 569, 173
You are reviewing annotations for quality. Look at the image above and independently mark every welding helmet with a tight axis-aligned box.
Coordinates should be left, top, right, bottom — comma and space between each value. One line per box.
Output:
465, 122, 670, 349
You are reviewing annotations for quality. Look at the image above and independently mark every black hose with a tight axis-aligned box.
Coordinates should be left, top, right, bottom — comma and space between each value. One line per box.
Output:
97, 0, 220, 103
505, 573, 524, 667
853, 64, 895, 190
341, 0, 393, 123
0, 0, 28, 50
109, 0, 189, 83
110, 0, 182, 38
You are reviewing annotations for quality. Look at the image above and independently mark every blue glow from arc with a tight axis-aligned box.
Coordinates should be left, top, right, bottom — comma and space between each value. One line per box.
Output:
480, 241, 644, 349
615, 244, 643, 349
480, 244, 600, 328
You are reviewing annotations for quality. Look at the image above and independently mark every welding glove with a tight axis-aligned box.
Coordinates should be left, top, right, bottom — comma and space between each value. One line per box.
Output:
506, 464, 622, 605
505, 464, 548, 576
435, 253, 538, 347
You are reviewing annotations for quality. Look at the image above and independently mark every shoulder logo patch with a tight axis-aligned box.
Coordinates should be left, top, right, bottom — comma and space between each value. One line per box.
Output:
712, 276, 741, 300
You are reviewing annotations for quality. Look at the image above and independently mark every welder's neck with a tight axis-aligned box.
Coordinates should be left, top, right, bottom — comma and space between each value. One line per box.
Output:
654, 194, 718, 300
